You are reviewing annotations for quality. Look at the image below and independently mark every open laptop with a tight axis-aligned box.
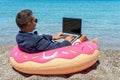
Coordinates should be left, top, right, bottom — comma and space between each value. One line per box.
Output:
55, 17, 82, 43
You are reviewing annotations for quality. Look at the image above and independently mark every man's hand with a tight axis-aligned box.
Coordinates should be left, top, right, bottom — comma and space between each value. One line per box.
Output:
65, 36, 74, 42
53, 32, 63, 40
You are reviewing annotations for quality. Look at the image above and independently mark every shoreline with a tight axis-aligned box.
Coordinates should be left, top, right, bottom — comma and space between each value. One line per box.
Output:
0, 45, 120, 80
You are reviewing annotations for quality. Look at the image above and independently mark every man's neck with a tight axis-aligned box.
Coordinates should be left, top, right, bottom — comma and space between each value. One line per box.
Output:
20, 28, 33, 32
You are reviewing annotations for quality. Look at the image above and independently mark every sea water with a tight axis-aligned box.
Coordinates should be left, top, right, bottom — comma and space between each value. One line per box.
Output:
0, 0, 120, 49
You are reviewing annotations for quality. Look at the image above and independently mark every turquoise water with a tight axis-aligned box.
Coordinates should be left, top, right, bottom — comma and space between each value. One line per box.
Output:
0, 0, 120, 49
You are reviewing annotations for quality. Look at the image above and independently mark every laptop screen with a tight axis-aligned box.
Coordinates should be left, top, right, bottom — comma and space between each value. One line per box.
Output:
63, 17, 82, 35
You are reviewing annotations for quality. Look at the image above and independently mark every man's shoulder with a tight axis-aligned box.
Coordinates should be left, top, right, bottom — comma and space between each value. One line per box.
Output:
16, 32, 42, 37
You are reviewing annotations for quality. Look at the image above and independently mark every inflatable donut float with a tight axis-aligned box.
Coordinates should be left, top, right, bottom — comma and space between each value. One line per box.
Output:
10, 41, 100, 75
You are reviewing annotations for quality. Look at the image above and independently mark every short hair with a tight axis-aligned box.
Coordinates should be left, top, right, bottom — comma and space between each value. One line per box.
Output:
16, 9, 33, 29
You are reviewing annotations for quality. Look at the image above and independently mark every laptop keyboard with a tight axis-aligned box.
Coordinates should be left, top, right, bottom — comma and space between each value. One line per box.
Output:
62, 34, 69, 38
54, 34, 79, 43
63, 34, 78, 39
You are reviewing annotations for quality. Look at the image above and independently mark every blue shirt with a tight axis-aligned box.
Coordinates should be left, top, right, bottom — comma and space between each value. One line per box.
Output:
16, 31, 71, 53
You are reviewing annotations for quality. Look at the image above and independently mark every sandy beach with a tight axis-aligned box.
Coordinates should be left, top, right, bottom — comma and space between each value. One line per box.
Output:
0, 45, 119, 80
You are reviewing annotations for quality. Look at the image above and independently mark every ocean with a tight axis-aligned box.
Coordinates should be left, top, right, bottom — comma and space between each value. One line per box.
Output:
0, 0, 120, 49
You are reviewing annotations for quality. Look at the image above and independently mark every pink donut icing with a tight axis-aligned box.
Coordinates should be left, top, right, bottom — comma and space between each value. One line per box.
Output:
10, 41, 98, 63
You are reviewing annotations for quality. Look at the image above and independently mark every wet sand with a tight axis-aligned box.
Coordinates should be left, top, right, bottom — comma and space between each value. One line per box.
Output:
0, 45, 120, 80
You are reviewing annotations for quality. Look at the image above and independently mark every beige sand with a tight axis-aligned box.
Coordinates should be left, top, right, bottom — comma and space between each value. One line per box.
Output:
0, 45, 120, 80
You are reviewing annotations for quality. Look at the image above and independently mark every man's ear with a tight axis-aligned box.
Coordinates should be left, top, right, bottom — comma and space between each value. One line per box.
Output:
27, 22, 31, 26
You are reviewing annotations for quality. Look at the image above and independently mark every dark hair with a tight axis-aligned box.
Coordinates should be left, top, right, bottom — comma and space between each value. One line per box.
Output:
16, 9, 33, 29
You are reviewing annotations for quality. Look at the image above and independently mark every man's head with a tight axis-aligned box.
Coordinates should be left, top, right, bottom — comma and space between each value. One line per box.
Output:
16, 9, 37, 32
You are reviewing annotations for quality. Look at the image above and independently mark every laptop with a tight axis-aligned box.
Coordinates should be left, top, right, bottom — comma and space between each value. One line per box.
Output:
55, 17, 82, 43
